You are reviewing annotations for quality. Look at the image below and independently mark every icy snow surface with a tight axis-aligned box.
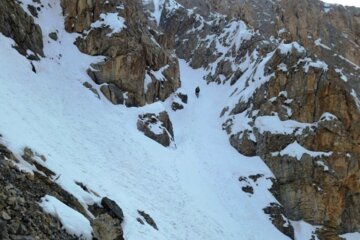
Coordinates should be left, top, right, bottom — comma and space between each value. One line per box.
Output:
340, 232, 360, 240
39, 195, 93, 239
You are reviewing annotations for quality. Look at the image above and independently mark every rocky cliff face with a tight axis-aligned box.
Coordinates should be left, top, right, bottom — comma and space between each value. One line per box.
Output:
0, 0, 44, 60
147, 0, 360, 239
60, 0, 180, 107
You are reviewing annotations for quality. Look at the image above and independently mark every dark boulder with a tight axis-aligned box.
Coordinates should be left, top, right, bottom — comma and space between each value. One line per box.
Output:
137, 111, 174, 147
137, 210, 158, 230
101, 197, 124, 223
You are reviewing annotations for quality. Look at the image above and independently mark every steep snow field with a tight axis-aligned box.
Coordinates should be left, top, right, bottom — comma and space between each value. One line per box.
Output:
0, 0, 342, 239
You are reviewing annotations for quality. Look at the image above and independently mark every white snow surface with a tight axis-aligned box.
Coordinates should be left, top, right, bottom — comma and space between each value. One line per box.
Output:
278, 42, 306, 54
0, 1, 291, 240
290, 220, 320, 240
299, 58, 329, 73
39, 195, 92, 239
272, 141, 332, 161
254, 116, 311, 135
335, 68, 348, 82
319, 112, 338, 121
321, 0, 360, 7
340, 232, 360, 240
314, 38, 331, 50
91, 13, 126, 36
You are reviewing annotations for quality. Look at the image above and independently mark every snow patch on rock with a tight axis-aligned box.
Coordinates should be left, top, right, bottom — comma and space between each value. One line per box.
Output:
39, 195, 92, 239
91, 13, 126, 36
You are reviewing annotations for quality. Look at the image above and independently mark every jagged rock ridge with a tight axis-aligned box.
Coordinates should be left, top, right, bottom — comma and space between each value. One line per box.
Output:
141, 0, 360, 239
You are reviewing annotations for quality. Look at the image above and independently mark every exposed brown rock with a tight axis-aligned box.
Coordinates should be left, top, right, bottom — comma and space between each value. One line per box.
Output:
101, 197, 124, 223
1, 0, 359, 239
229, 48, 360, 238
61, 0, 181, 107
22, 147, 55, 178
171, 102, 184, 111
100, 84, 125, 105
91, 213, 124, 240
0, 0, 44, 59
83, 81, 101, 99
137, 111, 174, 147
0, 144, 85, 239
230, 131, 257, 157
154, 2, 360, 237
263, 203, 295, 239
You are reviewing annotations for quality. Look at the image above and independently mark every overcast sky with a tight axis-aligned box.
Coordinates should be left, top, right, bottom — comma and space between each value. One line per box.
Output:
322, 0, 360, 7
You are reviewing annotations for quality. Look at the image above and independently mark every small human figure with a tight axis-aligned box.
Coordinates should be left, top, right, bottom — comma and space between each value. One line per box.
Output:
195, 86, 200, 98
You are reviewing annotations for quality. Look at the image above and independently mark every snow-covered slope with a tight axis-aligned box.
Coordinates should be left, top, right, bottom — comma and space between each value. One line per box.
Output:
0, 1, 291, 239
1, 0, 359, 239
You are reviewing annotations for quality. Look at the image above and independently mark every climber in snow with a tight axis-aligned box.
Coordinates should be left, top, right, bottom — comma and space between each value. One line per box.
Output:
195, 86, 200, 98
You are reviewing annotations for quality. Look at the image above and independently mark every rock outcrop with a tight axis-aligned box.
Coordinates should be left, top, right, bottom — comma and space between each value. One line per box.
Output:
215, 4, 359, 239
0, 144, 86, 239
250, 61, 360, 238
92, 213, 123, 240
137, 111, 174, 147
163, 0, 359, 90
171, 92, 188, 111
61, 0, 181, 107
263, 202, 295, 240
101, 197, 124, 223
148, 0, 360, 239
0, 141, 129, 240
90, 197, 125, 240
0, 0, 44, 59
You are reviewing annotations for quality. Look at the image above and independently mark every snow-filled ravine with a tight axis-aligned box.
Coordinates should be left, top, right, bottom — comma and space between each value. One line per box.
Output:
0, 1, 329, 240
